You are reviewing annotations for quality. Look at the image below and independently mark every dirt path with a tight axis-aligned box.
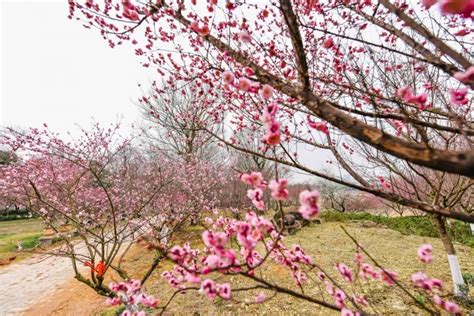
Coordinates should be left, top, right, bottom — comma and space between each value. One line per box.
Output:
0, 244, 88, 316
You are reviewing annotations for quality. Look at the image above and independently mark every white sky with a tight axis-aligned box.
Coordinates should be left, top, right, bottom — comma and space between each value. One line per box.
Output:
0, 0, 335, 182
1, 0, 154, 136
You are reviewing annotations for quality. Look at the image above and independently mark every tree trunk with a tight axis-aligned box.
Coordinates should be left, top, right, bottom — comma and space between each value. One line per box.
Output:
432, 215, 466, 296
470, 223, 474, 235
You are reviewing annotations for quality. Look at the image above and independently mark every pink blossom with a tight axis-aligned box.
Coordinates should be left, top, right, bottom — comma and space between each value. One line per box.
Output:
308, 120, 329, 134
122, 1, 139, 21
238, 77, 252, 91
439, 0, 474, 17
360, 263, 378, 280
204, 254, 222, 269
240, 171, 265, 188
238, 30, 252, 43
247, 188, 265, 210
411, 271, 430, 289
141, 294, 159, 308
449, 88, 469, 105
218, 283, 231, 299
255, 291, 266, 303
433, 295, 461, 314
261, 84, 274, 99
243, 67, 254, 77
200, 279, 219, 298
443, 300, 461, 313
105, 297, 121, 306
454, 66, 474, 83
185, 273, 201, 283
323, 37, 334, 49
130, 279, 141, 291
263, 120, 281, 146
422, 0, 437, 8
222, 71, 235, 84
333, 288, 346, 308
336, 263, 354, 282
191, 22, 210, 36
123, 9, 139, 21
202, 231, 228, 249
430, 278, 443, 289
268, 179, 289, 200
397, 86, 415, 101
417, 244, 433, 263
397, 87, 428, 107
169, 245, 186, 262
341, 308, 355, 316
411, 271, 443, 291
378, 176, 391, 189
262, 103, 279, 124
298, 190, 320, 219
198, 24, 210, 37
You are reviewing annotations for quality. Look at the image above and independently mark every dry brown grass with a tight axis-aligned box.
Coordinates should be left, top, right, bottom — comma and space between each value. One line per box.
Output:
27, 221, 474, 315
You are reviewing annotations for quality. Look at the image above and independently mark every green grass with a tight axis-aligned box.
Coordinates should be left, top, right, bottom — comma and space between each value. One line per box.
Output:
320, 210, 474, 247
0, 218, 44, 260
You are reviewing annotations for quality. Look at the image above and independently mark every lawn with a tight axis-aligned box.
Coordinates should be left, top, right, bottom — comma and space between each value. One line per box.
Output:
0, 219, 44, 262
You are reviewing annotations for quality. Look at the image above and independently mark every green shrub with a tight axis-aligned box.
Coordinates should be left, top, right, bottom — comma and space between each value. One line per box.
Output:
321, 211, 474, 247
19, 234, 42, 249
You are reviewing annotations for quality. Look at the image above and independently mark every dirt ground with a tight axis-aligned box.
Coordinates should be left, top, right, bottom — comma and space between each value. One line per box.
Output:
22, 221, 474, 315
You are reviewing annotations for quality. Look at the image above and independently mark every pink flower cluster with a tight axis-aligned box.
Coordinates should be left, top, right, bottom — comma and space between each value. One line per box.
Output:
240, 171, 265, 188
241, 172, 291, 210
298, 190, 321, 219
433, 295, 461, 314
199, 279, 231, 299
221, 70, 273, 97
162, 212, 316, 300
411, 272, 443, 291
454, 66, 474, 84
336, 263, 354, 282
417, 244, 433, 263
190, 21, 210, 37
396, 86, 428, 110
261, 103, 281, 146
268, 179, 289, 201
247, 188, 265, 210
308, 118, 330, 134
412, 244, 460, 313
106, 280, 159, 315
449, 88, 469, 106
240, 171, 267, 210
122, 0, 139, 21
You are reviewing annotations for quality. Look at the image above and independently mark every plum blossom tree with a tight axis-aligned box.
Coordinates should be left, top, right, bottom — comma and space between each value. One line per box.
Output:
0, 124, 223, 295
137, 82, 221, 161
68, 0, 473, 177
68, 0, 474, 223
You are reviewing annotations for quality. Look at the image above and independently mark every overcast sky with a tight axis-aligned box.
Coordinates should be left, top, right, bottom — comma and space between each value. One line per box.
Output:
1, 0, 155, 137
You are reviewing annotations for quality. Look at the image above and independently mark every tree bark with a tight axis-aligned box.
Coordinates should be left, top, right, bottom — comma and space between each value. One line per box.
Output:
432, 215, 466, 296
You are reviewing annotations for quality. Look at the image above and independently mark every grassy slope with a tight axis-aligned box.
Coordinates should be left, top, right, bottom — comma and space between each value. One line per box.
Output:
320, 211, 474, 247
0, 219, 44, 261
97, 221, 474, 315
